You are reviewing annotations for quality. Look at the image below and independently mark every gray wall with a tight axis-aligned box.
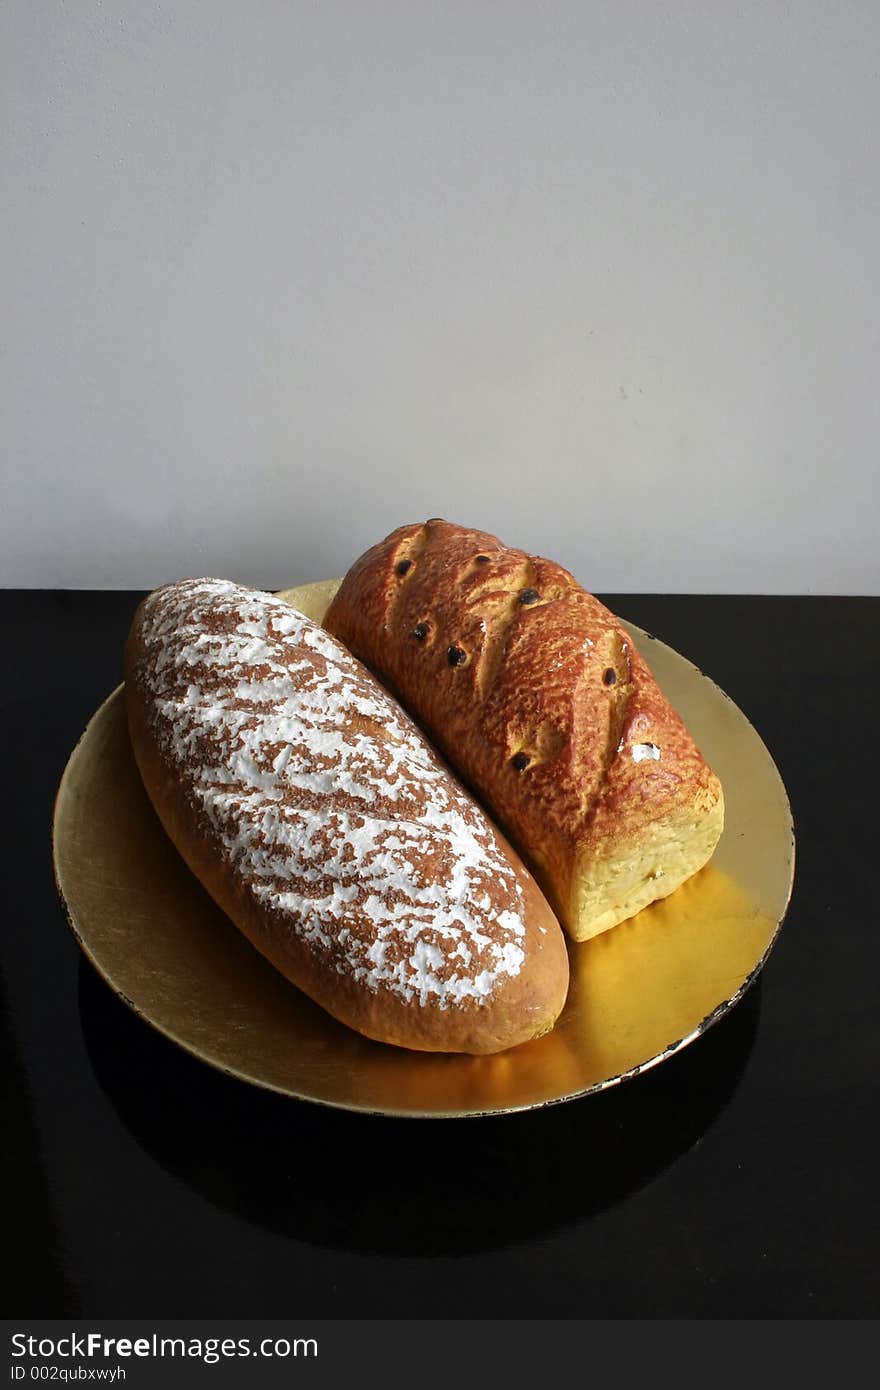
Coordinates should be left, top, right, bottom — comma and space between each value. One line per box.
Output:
3, 1, 878, 593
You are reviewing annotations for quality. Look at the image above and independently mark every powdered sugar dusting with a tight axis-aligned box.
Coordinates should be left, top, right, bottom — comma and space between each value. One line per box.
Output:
133, 579, 527, 1008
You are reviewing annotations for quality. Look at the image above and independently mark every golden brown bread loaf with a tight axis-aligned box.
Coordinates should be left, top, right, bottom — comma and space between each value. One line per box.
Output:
124, 578, 569, 1054
324, 520, 725, 941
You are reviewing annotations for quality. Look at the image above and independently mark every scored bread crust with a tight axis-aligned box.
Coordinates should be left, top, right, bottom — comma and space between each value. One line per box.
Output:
125, 578, 569, 1054
323, 520, 725, 941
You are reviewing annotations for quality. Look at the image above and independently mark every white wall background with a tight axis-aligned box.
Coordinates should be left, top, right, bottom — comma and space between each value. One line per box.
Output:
2, 0, 878, 594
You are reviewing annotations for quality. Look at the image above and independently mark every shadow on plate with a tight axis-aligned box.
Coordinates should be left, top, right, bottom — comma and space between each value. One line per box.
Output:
79, 959, 761, 1257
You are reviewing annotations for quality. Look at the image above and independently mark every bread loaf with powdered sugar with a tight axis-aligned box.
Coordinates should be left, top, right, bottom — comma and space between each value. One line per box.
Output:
124, 578, 568, 1054
324, 520, 725, 942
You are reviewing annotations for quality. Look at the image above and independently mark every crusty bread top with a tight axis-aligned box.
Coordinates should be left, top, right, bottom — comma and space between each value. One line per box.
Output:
323, 520, 722, 920
126, 578, 559, 1019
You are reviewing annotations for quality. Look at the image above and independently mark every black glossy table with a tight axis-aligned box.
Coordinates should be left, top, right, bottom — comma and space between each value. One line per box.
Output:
4, 591, 878, 1318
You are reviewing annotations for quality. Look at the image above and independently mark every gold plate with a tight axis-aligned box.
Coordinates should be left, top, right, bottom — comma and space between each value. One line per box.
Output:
53, 580, 795, 1118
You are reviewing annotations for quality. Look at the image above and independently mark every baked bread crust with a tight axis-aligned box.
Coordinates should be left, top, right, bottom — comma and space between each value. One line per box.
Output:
125, 578, 568, 1053
324, 520, 724, 941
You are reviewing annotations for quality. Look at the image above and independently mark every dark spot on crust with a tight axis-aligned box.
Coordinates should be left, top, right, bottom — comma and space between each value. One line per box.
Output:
447, 645, 467, 667
603, 667, 617, 685
511, 752, 531, 772
396, 559, 412, 576
519, 588, 540, 605
411, 622, 430, 641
